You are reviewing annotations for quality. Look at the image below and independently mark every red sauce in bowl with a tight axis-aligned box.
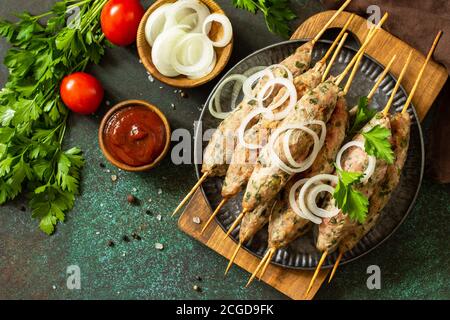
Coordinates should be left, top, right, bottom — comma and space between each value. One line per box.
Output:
103, 106, 166, 167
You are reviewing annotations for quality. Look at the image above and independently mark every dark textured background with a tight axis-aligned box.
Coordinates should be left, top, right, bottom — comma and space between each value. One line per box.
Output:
0, 0, 449, 300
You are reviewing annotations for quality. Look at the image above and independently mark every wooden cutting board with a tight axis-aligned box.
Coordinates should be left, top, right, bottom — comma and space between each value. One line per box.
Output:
177, 11, 448, 300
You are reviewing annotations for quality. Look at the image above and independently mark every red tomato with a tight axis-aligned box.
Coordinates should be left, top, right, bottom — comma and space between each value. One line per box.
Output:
100, 0, 145, 46
60, 72, 104, 115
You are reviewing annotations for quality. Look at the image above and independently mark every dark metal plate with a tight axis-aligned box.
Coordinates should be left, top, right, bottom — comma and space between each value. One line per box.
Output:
194, 40, 424, 270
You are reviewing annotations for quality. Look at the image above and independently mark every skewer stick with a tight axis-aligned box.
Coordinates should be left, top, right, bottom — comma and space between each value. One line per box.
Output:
328, 251, 343, 283
382, 50, 413, 116
335, 13, 389, 86
258, 248, 276, 281
343, 48, 365, 95
225, 242, 242, 275
201, 198, 228, 234
319, 14, 354, 64
171, 173, 209, 217
223, 210, 246, 240
305, 250, 328, 298
245, 249, 272, 287
401, 30, 443, 114
367, 55, 397, 100
311, 0, 352, 45
322, 33, 349, 82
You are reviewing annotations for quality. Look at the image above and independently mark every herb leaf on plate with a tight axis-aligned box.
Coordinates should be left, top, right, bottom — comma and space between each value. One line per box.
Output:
362, 125, 394, 164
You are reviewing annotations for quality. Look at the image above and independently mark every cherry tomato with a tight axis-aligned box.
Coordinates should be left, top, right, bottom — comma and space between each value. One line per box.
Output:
100, 0, 145, 46
60, 72, 104, 115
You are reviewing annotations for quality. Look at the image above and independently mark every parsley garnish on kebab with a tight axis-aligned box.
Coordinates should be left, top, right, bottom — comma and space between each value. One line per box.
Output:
0, 0, 108, 235
349, 96, 377, 135
232, 0, 297, 38
333, 168, 369, 223
362, 124, 394, 164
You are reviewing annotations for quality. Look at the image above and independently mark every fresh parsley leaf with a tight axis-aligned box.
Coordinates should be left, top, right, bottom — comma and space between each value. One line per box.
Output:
349, 96, 377, 135
333, 168, 369, 223
362, 125, 394, 164
231, 0, 296, 38
0, 0, 107, 234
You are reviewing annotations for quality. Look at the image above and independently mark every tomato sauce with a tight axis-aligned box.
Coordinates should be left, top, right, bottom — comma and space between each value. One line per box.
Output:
104, 106, 166, 167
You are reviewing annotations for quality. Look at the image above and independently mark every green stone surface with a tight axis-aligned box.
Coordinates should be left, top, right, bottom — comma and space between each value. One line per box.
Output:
0, 0, 449, 300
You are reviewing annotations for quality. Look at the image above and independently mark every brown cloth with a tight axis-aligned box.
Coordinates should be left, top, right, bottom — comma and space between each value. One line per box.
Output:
323, 0, 450, 183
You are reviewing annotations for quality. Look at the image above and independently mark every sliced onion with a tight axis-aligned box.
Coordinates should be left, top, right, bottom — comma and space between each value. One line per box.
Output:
164, 0, 211, 33
289, 178, 322, 224
242, 69, 274, 99
299, 174, 339, 224
268, 121, 326, 174
306, 184, 340, 218
335, 141, 376, 184
257, 77, 297, 120
267, 64, 293, 82
151, 26, 188, 77
170, 33, 214, 76
208, 74, 247, 119
178, 12, 198, 30
237, 108, 267, 149
187, 50, 216, 79
243, 66, 267, 77
145, 4, 172, 46
202, 13, 233, 47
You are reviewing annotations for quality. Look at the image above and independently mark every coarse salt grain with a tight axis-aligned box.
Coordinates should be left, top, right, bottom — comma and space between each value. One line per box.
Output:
155, 243, 164, 250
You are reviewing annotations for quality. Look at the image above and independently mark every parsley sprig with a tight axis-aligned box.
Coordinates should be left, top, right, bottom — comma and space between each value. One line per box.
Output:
362, 125, 394, 164
232, 0, 297, 38
333, 168, 369, 223
0, 0, 108, 234
349, 96, 376, 136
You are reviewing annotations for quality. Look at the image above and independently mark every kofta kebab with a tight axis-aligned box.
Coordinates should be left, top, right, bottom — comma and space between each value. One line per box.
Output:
171, 0, 352, 217
170, 0, 442, 294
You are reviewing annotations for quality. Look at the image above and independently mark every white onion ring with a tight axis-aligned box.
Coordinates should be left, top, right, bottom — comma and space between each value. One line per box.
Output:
299, 174, 339, 224
145, 4, 172, 46
306, 184, 340, 218
268, 121, 326, 174
289, 178, 322, 224
257, 77, 297, 121
164, 0, 210, 33
242, 69, 274, 99
188, 50, 216, 79
237, 108, 267, 149
335, 141, 376, 184
202, 13, 233, 47
170, 33, 214, 76
151, 26, 188, 77
208, 74, 247, 119
267, 64, 293, 82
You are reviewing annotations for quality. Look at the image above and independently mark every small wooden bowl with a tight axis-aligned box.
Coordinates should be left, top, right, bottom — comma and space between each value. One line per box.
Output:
98, 100, 171, 172
136, 0, 233, 88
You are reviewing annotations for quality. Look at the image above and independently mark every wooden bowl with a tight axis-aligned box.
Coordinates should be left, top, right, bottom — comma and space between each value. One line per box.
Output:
98, 100, 171, 172
136, 0, 233, 88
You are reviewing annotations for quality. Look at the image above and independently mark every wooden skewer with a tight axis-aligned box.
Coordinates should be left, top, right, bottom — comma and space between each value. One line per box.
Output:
328, 251, 343, 283
245, 249, 272, 287
343, 48, 365, 95
367, 54, 397, 100
401, 30, 443, 114
319, 14, 354, 65
322, 33, 349, 82
171, 172, 209, 217
201, 198, 228, 234
222, 210, 246, 240
224, 242, 242, 275
258, 248, 276, 281
305, 250, 328, 298
382, 50, 413, 116
335, 12, 389, 86
311, 0, 352, 45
